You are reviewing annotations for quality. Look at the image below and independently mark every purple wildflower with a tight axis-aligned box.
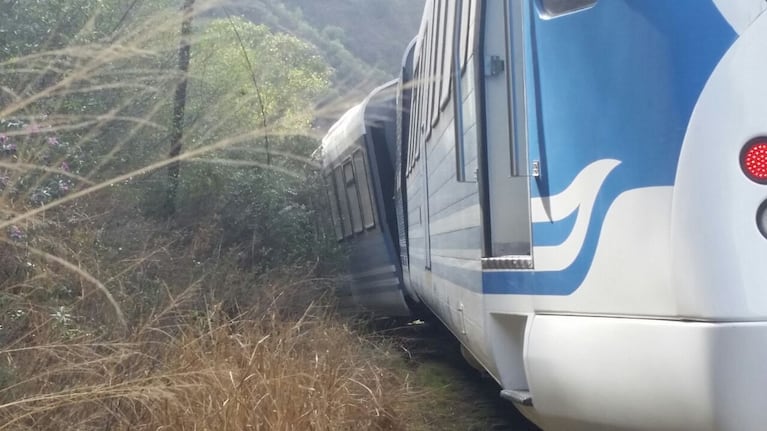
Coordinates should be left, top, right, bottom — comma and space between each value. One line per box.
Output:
60, 161, 70, 172
47, 136, 60, 147
0, 134, 7, 144
8, 226, 24, 241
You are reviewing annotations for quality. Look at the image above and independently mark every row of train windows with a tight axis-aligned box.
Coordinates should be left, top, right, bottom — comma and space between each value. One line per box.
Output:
325, 149, 376, 241
403, 0, 592, 177
407, 0, 476, 174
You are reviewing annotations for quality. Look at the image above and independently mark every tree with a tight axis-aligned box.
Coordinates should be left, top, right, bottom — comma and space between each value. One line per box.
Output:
187, 17, 330, 138
162, 17, 333, 267
167, 0, 195, 215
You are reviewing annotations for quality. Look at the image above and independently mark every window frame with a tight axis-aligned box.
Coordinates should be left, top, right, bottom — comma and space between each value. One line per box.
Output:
333, 165, 353, 238
324, 173, 344, 241
408, 63, 421, 174
418, 34, 428, 158
431, 0, 448, 127
440, 0, 457, 110
423, 16, 435, 142
352, 150, 376, 229
342, 159, 364, 234
459, 0, 472, 74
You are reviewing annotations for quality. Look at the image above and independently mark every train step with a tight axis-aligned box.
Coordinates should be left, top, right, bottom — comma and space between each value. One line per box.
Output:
500, 389, 533, 407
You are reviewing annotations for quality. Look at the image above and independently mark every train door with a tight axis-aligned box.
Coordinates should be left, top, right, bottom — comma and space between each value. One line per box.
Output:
479, 0, 532, 267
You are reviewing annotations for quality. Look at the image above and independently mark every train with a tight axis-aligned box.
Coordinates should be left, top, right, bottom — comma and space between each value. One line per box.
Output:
319, 1, 767, 429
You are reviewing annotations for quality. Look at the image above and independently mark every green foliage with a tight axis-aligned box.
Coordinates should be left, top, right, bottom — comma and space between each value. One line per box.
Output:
222, 0, 389, 93
213, 0, 425, 126
174, 163, 333, 269
188, 17, 331, 140
147, 16, 339, 270
0, 0, 183, 181
0, 0, 181, 60
0, 0, 109, 59
1, 1, 340, 277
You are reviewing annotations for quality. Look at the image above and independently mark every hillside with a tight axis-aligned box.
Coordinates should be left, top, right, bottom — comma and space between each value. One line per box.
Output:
222, 0, 425, 118
280, 0, 426, 74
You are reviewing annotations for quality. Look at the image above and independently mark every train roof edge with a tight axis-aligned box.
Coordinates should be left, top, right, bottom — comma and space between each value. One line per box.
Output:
320, 79, 399, 167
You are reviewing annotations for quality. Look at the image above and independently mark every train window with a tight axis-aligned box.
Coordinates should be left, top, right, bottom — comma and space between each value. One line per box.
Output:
406, 109, 412, 175
424, 16, 435, 141
407, 112, 414, 174
408, 65, 420, 173
440, 0, 456, 109
324, 174, 344, 241
538, 0, 596, 17
415, 61, 423, 166
466, 0, 477, 72
352, 151, 375, 229
406, 76, 413, 174
453, 0, 478, 184
333, 166, 353, 237
459, 0, 472, 74
412, 94, 420, 170
417, 35, 427, 155
343, 160, 364, 234
431, 0, 446, 126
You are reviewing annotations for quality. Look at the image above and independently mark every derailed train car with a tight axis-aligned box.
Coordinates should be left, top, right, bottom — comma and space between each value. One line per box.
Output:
320, 81, 411, 317
321, 0, 767, 429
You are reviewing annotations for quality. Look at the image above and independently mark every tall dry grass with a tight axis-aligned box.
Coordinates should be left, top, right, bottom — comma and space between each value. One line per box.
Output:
0, 284, 412, 430
0, 178, 422, 429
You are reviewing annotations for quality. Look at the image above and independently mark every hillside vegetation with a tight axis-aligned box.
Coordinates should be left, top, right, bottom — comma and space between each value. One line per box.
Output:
221, 0, 425, 121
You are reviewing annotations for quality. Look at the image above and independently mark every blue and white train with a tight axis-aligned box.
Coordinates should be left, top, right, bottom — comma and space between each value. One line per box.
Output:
320, 0, 767, 429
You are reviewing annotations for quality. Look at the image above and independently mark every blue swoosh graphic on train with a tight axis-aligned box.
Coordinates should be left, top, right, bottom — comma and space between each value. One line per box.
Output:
484, 161, 626, 295
531, 159, 620, 272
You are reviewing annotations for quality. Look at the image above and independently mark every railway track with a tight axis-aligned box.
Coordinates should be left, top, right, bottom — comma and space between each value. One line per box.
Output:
378, 319, 540, 431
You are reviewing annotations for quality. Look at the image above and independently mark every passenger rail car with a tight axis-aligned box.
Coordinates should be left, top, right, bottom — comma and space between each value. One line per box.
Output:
321, 0, 767, 429
320, 81, 411, 317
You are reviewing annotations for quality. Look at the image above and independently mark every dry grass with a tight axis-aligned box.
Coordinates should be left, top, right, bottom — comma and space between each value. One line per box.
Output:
0, 152, 425, 430
0, 191, 423, 430
0, 273, 418, 431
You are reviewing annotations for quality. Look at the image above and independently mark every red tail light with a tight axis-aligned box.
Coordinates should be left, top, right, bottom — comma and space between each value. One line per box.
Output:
741, 139, 767, 184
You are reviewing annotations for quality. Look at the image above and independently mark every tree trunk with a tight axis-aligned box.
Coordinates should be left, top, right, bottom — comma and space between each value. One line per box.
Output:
166, 0, 195, 215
